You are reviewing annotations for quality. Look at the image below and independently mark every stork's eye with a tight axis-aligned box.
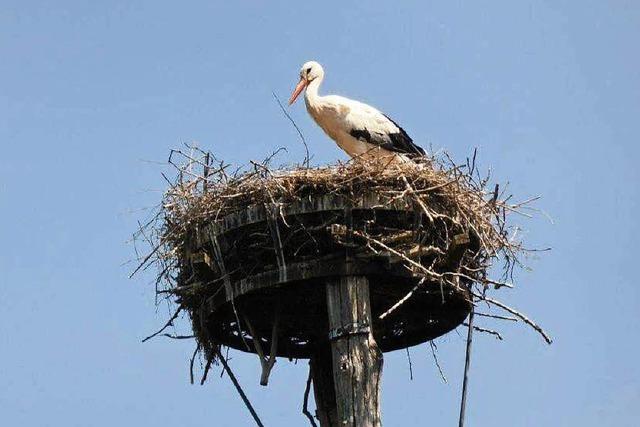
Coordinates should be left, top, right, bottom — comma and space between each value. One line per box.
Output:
306, 67, 312, 74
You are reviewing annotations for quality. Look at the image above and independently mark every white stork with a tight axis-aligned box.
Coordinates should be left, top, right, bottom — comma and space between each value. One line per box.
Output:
288, 61, 424, 163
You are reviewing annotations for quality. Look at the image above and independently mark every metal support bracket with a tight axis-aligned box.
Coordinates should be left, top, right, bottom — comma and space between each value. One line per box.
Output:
328, 322, 371, 341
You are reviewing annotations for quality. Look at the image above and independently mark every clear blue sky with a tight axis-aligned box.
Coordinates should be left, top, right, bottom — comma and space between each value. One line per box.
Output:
1, 1, 639, 426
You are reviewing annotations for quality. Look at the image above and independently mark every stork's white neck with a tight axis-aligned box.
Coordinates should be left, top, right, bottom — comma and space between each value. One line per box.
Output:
304, 76, 323, 108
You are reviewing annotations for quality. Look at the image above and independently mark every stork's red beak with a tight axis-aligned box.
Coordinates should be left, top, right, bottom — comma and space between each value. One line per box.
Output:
288, 78, 308, 105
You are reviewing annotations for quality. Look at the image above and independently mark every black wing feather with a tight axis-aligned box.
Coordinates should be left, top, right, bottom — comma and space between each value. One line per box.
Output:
349, 115, 425, 156
382, 114, 425, 156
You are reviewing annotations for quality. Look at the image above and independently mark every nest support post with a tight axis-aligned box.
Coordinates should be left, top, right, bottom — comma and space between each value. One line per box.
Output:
313, 275, 383, 427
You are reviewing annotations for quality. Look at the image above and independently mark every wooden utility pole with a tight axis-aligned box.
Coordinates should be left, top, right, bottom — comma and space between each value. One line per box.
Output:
312, 275, 383, 427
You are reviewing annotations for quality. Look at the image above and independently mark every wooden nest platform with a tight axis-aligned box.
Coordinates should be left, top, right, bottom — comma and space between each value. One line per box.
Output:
134, 147, 551, 426
137, 149, 537, 365
188, 192, 473, 359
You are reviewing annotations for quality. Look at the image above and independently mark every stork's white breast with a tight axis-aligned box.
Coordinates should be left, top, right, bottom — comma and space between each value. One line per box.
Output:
305, 95, 401, 160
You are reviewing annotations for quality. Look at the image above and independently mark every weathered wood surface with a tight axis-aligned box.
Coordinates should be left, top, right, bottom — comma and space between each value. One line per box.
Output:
200, 192, 411, 241
327, 276, 383, 427
199, 254, 470, 358
204, 255, 409, 311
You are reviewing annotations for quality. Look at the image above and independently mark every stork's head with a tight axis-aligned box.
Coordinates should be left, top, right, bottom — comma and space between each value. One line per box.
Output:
288, 61, 324, 105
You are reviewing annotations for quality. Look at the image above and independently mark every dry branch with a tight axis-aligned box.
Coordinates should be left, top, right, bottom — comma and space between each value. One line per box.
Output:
141, 305, 183, 343
217, 350, 266, 427
480, 296, 552, 344
303, 363, 319, 427
429, 340, 447, 383
464, 323, 504, 340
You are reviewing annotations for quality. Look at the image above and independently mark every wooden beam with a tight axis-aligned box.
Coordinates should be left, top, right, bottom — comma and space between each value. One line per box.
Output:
326, 275, 383, 427
190, 251, 213, 270
444, 232, 471, 269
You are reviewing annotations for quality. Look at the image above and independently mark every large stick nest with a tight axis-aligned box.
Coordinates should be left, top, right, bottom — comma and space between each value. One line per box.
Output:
133, 146, 550, 383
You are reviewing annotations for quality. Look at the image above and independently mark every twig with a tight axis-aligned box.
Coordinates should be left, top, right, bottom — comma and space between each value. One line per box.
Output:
266, 203, 288, 281
129, 243, 161, 279
467, 147, 477, 177
429, 341, 447, 383
203, 152, 210, 193
200, 356, 213, 385
406, 347, 414, 380
217, 350, 266, 427
379, 278, 426, 320
474, 312, 517, 322
158, 333, 195, 340
189, 343, 200, 385
302, 362, 318, 427
272, 91, 310, 167
464, 323, 503, 340
141, 305, 183, 342
490, 183, 499, 205
481, 296, 553, 344
210, 233, 250, 351
351, 230, 440, 280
